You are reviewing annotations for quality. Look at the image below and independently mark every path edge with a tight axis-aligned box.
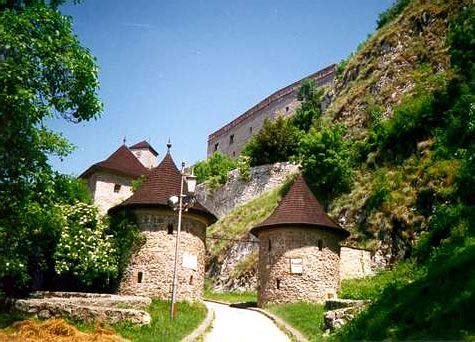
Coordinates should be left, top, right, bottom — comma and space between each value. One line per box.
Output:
247, 307, 309, 342
182, 303, 215, 342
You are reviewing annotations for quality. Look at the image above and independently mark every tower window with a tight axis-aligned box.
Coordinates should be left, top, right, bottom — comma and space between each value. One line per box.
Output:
167, 223, 174, 235
276, 278, 281, 289
232, 151, 236, 157
189, 275, 193, 285
318, 239, 323, 251
268, 238, 272, 251
286, 106, 289, 112
229, 134, 234, 145
214, 142, 219, 151
114, 184, 121, 193
137, 271, 143, 283
249, 126, 253, 133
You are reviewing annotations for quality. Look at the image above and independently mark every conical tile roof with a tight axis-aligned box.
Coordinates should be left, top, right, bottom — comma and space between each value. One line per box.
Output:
250, 175, 349, 237
79, 145, 148, 179
111, 151, 216, 224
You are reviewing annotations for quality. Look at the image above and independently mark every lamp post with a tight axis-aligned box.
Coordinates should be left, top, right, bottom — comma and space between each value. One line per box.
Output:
168, 162, 197, 320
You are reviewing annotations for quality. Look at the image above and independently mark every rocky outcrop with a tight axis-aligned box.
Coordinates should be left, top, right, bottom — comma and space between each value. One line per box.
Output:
196, 162, 299, 219
13, 292, 152, 325
324, 299, 369, 331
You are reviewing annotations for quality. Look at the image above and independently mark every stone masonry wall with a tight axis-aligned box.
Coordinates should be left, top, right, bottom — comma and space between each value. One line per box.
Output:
130, 148, 157, 169
89, 171, 134, 215
196, 162, 299, 219
340, 247, 374, 280
119, 209, 207, 301
257, 227, 342, 307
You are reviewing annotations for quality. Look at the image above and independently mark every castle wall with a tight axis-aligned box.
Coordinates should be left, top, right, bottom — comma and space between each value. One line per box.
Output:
119, 209, 207, 301
130, 149, 157, 169
207, 64, 336, 158
340, 247, 374, 280
88, 172, 134, 215
257, 226, 342, 307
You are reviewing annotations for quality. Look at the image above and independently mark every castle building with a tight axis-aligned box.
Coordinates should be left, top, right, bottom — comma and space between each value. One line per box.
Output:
79, 140, 158, 215
207, 64, 336, 158
250, 175, 350, 307
109, 145, 217, 300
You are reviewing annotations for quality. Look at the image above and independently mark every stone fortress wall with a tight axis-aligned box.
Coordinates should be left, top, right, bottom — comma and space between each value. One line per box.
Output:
257, 227, 342, 306
207, 64, 336, 158
88, 172, 134, 215
340, 247, 374, 280
119, 209, 207, 301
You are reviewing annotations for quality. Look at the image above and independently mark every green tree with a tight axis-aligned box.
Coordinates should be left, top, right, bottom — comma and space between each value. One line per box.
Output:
291, 80, 324, 132
194, 152, 236, 186
0, 2, 102, 295
242, 117, 302, 166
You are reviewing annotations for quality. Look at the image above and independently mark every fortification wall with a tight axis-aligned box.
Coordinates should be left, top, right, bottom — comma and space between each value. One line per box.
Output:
196, 162, 299, 219
207, 64, 336, 158
340, 247, 374, 280
119, 209, 207, 301
257, 227, 342, 307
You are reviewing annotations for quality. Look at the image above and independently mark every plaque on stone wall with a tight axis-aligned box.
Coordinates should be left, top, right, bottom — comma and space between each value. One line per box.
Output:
290, 258, 303, 274
182, 252, 198, 270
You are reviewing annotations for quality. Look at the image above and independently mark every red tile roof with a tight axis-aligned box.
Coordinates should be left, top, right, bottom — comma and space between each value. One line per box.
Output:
129, 140, 159, 156
250, 175, 349, 238
111, 151, 216, 224
79, 145, 148, 179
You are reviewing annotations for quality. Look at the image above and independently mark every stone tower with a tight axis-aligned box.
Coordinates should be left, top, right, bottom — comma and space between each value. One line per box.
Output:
129, 140, 159, 169
110, 145, 216, 300
250, 175, 349, 307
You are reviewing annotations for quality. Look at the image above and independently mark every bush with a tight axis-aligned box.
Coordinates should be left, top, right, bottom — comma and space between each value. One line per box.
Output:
291, 80, 324, 132
242, 117, 302, 166
194, 152, 236, 186
376, 0, 411, 29
298, 123, 353, 203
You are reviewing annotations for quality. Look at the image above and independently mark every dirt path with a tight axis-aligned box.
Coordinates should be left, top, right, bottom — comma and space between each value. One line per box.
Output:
204, 301, 289, 342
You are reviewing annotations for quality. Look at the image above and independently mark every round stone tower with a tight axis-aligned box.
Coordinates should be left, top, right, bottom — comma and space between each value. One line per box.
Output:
110, 145, 216, 301
250, 175, 349, 307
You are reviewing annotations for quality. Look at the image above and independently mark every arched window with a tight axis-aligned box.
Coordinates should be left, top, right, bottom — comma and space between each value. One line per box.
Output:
167, 223, 174, 235
318, 239, 323, 251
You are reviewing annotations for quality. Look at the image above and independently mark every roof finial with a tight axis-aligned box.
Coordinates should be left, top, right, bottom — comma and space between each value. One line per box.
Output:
166, 138, 172, 153
123, 136, 127, 145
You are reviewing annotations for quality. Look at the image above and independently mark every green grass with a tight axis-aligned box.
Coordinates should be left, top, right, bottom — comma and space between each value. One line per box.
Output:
267, 302, 325, 341
113, 300, 207, 342
0, 311, 26, 329
204, 289, 257, 304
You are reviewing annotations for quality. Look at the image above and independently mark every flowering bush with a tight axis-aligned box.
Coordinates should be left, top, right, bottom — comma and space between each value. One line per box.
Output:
54, 202, 118, 286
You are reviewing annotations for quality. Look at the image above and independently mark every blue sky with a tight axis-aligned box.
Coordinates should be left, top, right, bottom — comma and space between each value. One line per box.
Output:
49, 0, 394, 175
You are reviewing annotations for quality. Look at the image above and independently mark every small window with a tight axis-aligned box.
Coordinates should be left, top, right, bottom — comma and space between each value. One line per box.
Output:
214, 142, 219, 152
114, 184, 121, 193
167, 223, 174, 235
249, 126, 253, 133
285, 106, 289, 112
137, 271, 143, 283
189, 275, 193, 285
276, 278, 281, 289
318, 239, 323, 251
268, 238, 272, 251
232, 151, 236, 157
229, 134, 234, 145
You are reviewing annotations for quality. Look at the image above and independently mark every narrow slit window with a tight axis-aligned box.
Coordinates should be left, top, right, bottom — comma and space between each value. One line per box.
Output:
268, 238, 272, 251
276, 279, 281, 289
189, 275, 193, 285
229, 134, 234, 145
137, 271, 143, 283
113, 184, 121, 193
318, 239, 323, 251
286, 106, 289, 112
249, 126, 253, 133
214, 142, 219, 151
167, 223, 174, 235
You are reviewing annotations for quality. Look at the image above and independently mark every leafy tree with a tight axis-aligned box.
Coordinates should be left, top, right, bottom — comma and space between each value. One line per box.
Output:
0, 2, 101, 295
298, 123, 353, 203
194, 152, 236, 186
242, 117, 302, 166
291, 80, 324, 132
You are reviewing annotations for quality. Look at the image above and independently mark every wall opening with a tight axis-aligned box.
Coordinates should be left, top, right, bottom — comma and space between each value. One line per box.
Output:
229, 134, 234, 145
113, 184, 121, 193
214, 142, 219, 152
268, 238, 272, 251
189, 275, 193, 285
137, 271, 143, 283
167, 223, 174, 235
249, 126, 253, 134
318, 239, 323, 251
232, 151, 236, 157
276, 278, 281, 289
286, 106, 289, 112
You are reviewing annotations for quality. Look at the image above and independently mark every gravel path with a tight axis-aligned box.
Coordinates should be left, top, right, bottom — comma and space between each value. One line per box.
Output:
204, 301, 290, 342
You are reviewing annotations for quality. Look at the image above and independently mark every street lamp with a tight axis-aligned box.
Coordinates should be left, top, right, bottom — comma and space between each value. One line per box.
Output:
168, 162, 197, 319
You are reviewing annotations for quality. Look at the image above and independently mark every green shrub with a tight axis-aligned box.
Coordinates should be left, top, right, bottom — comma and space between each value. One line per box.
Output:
242, 117, 302, 166
194, 152, 236, 186
376, 0, 411, 29
291, 80, 324, 132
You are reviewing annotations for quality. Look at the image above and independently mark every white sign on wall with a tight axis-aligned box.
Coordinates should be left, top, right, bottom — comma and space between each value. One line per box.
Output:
290, 258, 303, 274
182, 252, 198, 271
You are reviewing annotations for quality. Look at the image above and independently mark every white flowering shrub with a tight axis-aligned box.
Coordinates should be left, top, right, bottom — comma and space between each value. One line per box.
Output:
54, 202, 118, 285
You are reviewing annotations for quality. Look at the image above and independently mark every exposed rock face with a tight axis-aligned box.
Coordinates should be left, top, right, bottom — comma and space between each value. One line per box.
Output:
119, 209, 207, 301
13, 292, 152, 325
196, 162, 299, 219
324, 299, 369, 331
340, 247, 374, 279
